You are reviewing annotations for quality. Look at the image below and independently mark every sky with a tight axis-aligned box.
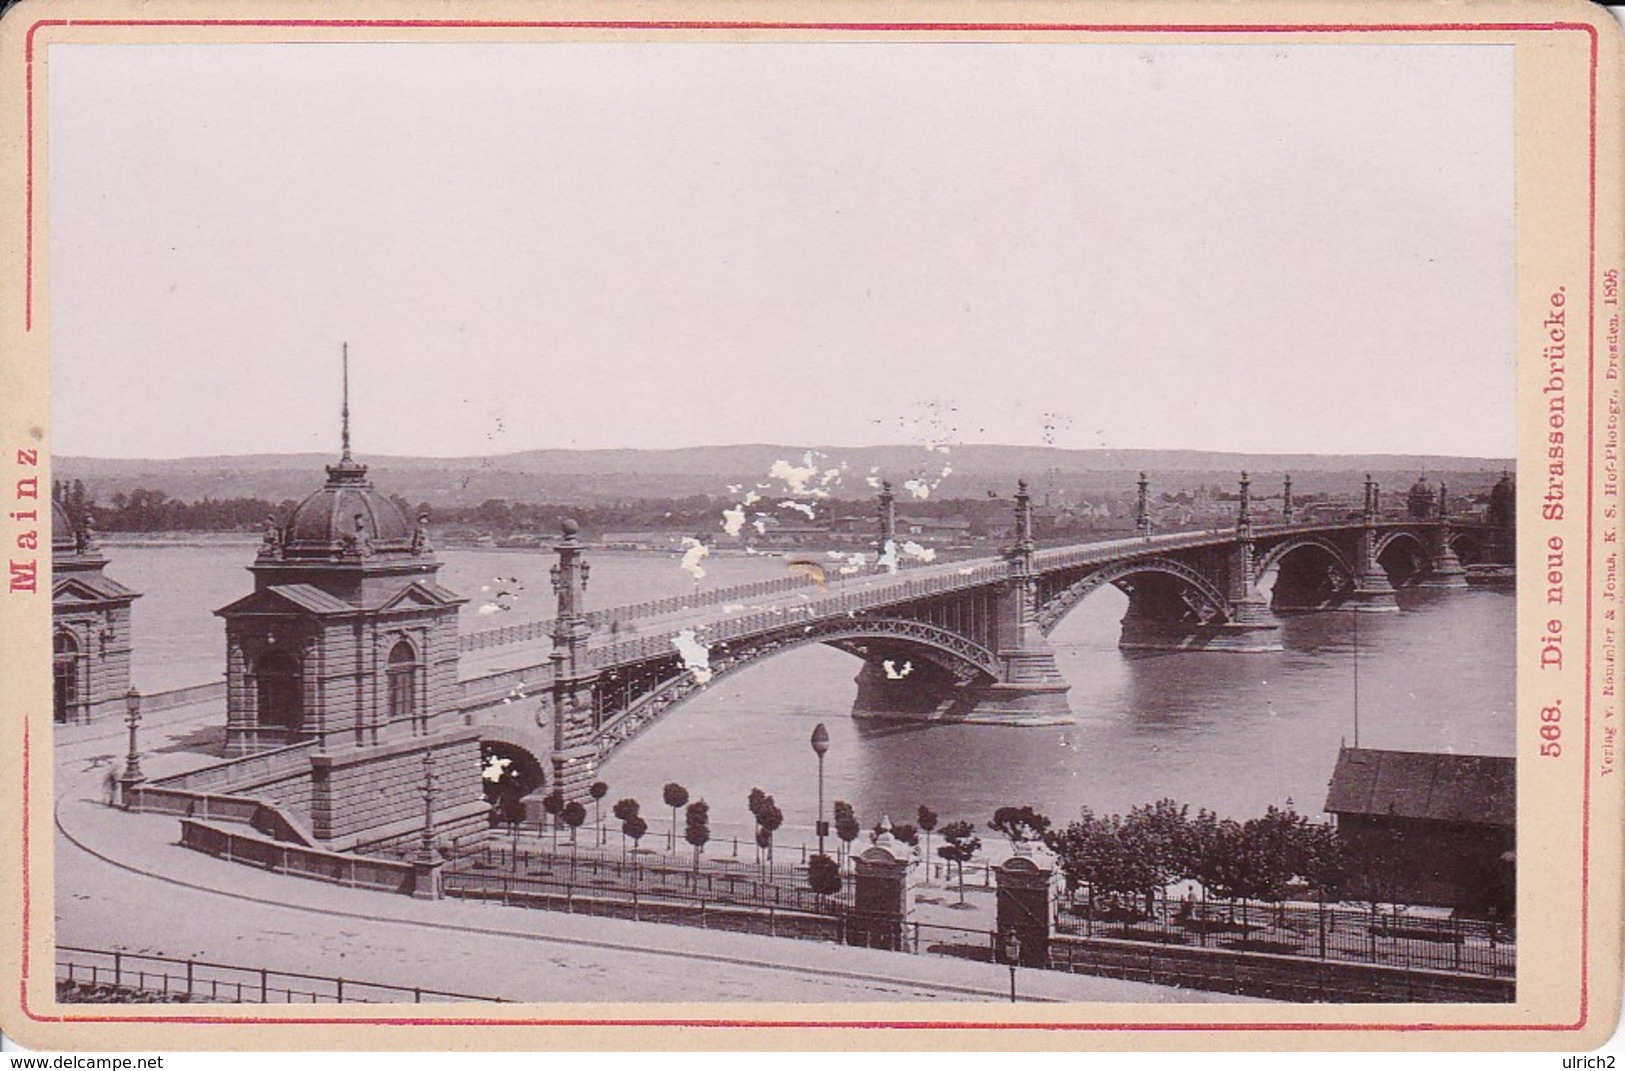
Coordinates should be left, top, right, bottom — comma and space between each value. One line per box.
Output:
46, 41, 1514, 460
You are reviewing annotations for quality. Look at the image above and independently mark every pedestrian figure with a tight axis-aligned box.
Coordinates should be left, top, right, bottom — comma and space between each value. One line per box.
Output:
102, 765, 118, 806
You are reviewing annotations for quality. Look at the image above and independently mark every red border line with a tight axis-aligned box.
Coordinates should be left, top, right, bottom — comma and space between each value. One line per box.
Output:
1581, 14, 1600, 1031
17, 17, 1601, 1036
19, 720, 30, 1013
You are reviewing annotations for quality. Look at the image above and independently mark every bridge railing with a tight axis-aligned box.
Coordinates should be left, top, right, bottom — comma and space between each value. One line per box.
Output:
459, 573, 825, 654
484, 518, 1446, 673
586, 559, 1014, 671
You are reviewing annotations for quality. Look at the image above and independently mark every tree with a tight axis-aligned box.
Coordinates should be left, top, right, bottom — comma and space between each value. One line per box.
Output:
1048, 807, 1170, 922
989, 805, 1052, 845
758, 798, 784, 866
663, 782, 689, 852
937, 820, 982, 906
1298, 820, 1347, 958
589, 781, 609, 844
1120, 798, 1199, 916
917, 806, 939, 883
623, 814, 649, 860
561, 800, 587, 846
807, 853, 842, 899
561, 800, 587, 876
833, 800, 861, 866
1191, 810, 1250, 924
542, 788, 565, 847
684, 800, 711, 873
872, 819, 918, 848
495, 792, 527, 860
1236, 802, 1319, 925
612, 797, 641, 860
746, 788, 783, 869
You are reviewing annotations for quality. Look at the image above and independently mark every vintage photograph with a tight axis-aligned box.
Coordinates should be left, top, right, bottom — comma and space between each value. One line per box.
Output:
34, 34, 1527, 1013
2, 0, 1616, 1051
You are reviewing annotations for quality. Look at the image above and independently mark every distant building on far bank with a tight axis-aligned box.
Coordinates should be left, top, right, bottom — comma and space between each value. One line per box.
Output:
51, 499, 140, 723
1324, 747, 1514, 919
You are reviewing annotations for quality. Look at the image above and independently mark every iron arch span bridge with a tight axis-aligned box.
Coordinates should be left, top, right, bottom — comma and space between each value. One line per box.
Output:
467, 478, 1491, 800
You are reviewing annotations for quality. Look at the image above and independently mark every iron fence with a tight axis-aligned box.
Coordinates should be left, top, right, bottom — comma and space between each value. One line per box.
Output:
55, 945, 506, 1004
1052, 897, 1513, 978
444, 845, 849, 922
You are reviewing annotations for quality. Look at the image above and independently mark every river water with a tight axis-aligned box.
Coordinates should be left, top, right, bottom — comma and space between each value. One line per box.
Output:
96, 539, 1513, 834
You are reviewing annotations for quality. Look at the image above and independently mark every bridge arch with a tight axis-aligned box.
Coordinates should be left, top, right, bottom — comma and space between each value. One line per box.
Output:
592, 616, 1001, 766
478, 725, 551, 801
1375, 529, 1430, 587
1255, 537, 1358, 611
1037, 557, 1232, 636
1449, 529, 1485, 565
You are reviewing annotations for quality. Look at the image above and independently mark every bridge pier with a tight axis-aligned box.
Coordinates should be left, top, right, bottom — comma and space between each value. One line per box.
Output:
1421, 483, 1469, 590
1118, 613, 1283, 654
1118, 473, 1283, 652
1350, 477, 1401, 612
849, 656, 1073, 726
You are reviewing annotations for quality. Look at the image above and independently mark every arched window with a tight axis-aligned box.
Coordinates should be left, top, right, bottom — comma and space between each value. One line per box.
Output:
53, 631, 79, 724
387, 640, 419, 730
254, 650, 302, 736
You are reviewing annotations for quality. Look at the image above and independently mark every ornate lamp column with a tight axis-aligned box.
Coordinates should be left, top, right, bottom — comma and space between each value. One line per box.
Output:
877, 480, 897, 565
973, 479, 1071, 722
1422, 480, 1469, 589
1218, 473, 1280, 650
1282, 474, 1295, 524
1135, 472, 1151, 540
411, 749, 444, 900
118, 688, 146, 809
548, 519, 599, 799
1352, 474, 1399, 611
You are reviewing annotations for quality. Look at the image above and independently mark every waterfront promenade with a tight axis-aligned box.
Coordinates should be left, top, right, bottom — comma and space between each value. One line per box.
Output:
49, 705, 1250, 1006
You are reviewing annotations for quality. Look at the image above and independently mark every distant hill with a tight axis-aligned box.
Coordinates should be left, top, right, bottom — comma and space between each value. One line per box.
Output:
54, 444, 1514, 508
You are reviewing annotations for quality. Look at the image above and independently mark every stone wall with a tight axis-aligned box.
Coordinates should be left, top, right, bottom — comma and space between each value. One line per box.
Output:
54, 606, 134, 722
309, 727, 484, 845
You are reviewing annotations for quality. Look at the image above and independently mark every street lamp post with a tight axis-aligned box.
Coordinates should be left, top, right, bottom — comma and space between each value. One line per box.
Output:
119, 688, 145, 809
412, 749, 444, 900
419, 749, 437, 863
810, 722, 830, 861
1004, 930, 1022, 1002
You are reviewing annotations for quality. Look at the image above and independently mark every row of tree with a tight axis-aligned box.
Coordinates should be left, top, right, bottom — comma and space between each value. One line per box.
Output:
1043, 800, 1343, 919
492, 779, 1344, 923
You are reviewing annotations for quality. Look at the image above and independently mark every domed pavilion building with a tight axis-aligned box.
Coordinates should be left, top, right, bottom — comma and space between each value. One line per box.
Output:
213, 394, 486, 848
1406, 474, 1438, 520
51, 499, 139, 723
1485, 471, 1516, 565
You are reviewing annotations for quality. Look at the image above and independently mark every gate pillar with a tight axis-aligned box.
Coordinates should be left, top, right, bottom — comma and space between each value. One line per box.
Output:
995, 842, 1055, 967
850, 820, 915, 951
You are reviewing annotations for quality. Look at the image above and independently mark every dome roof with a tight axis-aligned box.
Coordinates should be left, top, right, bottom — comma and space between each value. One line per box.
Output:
1409, 475, 1436, 495
279, 458, 414, 558
52, 500, 78, 551
1490, 472, 1514, 501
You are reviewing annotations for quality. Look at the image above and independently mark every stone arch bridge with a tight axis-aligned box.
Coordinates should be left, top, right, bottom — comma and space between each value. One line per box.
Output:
473, 476, 1488, 799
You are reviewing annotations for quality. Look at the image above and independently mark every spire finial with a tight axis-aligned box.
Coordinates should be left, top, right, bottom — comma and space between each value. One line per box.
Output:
341, 342, 352, 462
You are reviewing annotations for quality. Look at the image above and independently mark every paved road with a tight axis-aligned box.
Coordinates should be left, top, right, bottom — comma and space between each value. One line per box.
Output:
47, 709, 1253, 1007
